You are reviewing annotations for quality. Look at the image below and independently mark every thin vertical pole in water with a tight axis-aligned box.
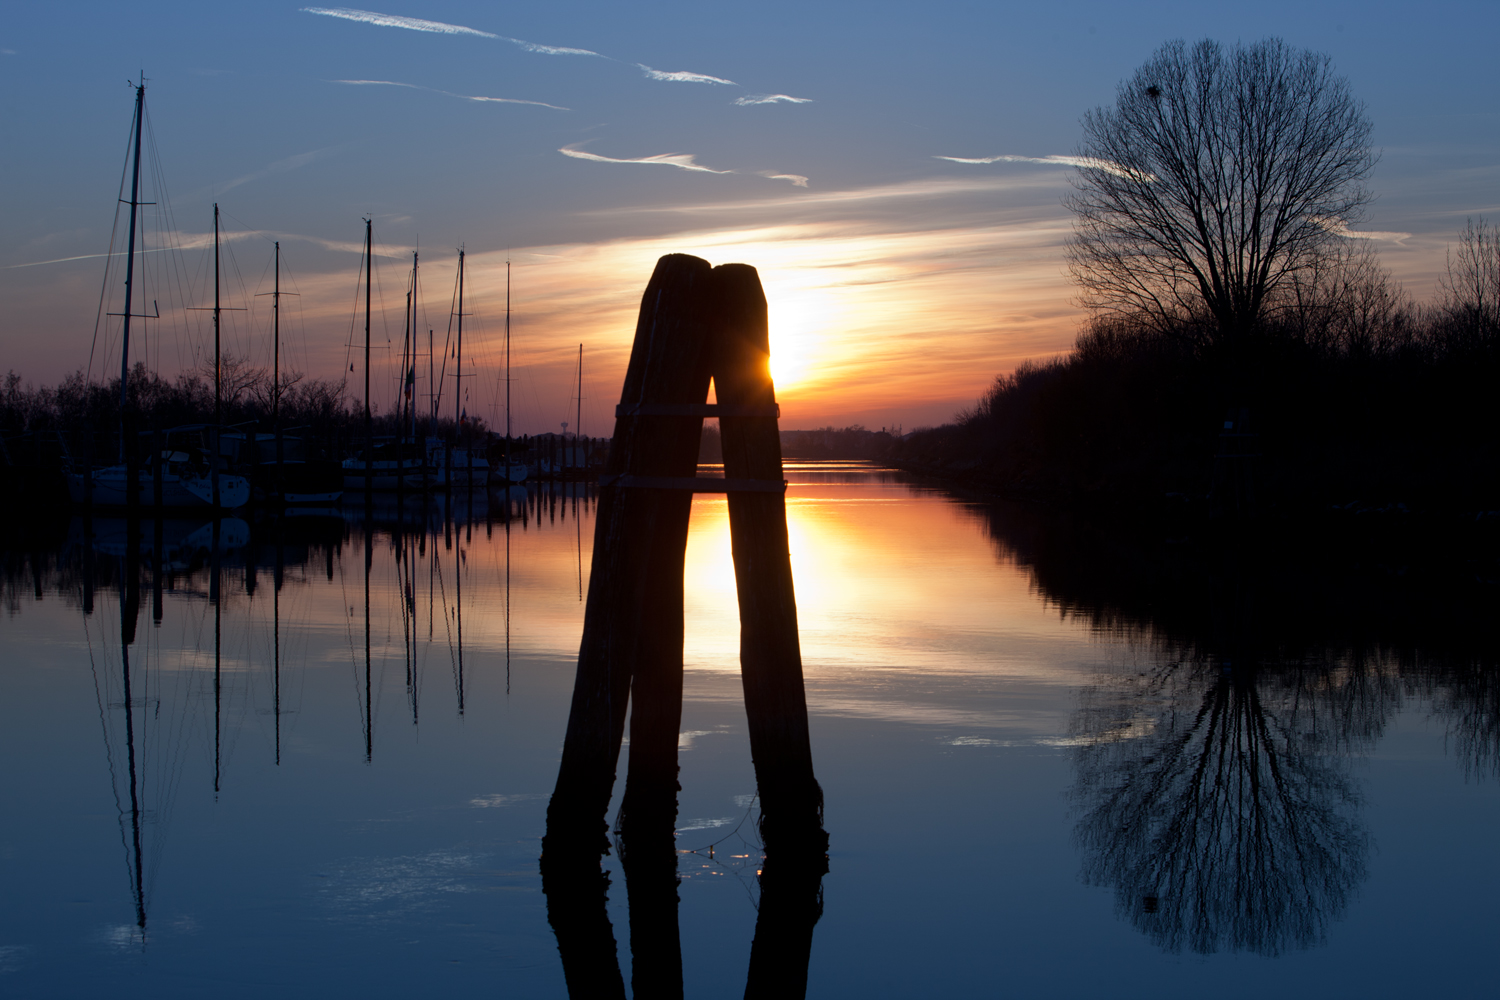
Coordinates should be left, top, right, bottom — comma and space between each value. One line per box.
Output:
151, 427, 163, 510
455, 521, 465, 716
364, 522, 373, 762
505, 491, 512, 695
82, 434, 95, 615
274, 518, 283, 766
151, 490, 163, 626
212, 519, 222, 797
120, 585, 147, 934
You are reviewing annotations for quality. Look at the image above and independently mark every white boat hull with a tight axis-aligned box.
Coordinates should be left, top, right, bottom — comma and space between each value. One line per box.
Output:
487, 463, 529, 485
67, 468, 250, 510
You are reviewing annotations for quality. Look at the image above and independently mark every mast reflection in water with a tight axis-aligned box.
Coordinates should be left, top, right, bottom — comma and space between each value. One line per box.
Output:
2, 465, 1498, 996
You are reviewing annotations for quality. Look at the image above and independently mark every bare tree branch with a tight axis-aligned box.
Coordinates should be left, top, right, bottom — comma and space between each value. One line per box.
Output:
1066, 39, 1376, 345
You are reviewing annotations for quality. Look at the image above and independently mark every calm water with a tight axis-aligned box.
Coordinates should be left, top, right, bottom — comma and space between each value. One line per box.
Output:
2, 464, 1497, 997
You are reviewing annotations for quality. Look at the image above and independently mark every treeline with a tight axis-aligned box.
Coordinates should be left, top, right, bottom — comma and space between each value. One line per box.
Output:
1, 359, 488, 456
890, 229, 1500, 515
698, 423, 898, 462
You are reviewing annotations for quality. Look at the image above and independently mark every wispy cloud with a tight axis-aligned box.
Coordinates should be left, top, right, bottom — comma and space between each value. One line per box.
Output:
218, 146, 340, 194
583, 175, 1067, 218
559, 144, 732, 174
511, 40, 598, 56
303, 6, 598, 55
1313, 215, 1412, 243
757, 170, 810, 188
4, 248, 174, 269
559, 145, 808, 185
936, 153, 1155, 182
638, 65, 737, 85
333, 79, 568, 111
734, 94, 812, 106
302, 6, 496, 38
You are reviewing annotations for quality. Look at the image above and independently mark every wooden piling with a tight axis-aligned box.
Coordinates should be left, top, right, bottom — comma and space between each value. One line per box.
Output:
544, 254, 826, 869
151, 428, 163, 510
710, 264, 827, 855
543, 253, 715, 858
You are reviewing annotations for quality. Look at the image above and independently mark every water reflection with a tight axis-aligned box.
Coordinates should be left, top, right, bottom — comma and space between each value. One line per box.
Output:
1073, 656, 1371, 954
8, 482, 597, 949
543, 819, 825, 1000
970, 500, 1497, 955
2, 466, 1496, 993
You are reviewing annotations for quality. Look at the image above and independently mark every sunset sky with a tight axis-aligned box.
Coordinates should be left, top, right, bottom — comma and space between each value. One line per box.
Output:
2, 1, 1496, 434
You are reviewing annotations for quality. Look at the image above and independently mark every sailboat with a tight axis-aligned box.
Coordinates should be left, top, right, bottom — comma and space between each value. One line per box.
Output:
342, 221, 430, 493
489, 258, 528, 486
425, 247, 493, 488
254, 241, 342, 505
67, 82, 249, 510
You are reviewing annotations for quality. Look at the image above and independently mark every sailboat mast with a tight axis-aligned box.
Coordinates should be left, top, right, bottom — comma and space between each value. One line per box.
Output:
411, 250, 419, 444
213, 203, 221, 426
455, 248, 464, 436
505, 259, 511, 475
117, 81, 146, 462
402, 289, 411, 442
272, 241, 280, 423
576, 342, 582, 465
210, 204, 223, 510
364, 218, 372, 497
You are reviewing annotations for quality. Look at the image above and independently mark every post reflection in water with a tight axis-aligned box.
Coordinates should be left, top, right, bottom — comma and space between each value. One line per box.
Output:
542, 812, 825, 1000
5, 465, 1500, 995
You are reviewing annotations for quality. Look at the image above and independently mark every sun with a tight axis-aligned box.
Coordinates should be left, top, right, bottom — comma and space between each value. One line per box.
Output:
766, 282, 838, 391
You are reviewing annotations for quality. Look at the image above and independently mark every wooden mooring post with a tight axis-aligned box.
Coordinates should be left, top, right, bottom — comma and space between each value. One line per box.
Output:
542, 254, 827, 863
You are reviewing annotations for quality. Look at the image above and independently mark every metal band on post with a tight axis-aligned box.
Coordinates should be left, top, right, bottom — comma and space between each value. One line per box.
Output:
615, 403, 780, 418
599, 474, 787, 493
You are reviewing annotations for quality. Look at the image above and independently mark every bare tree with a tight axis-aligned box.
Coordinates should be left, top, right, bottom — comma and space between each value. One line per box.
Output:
1439, 217, 1500, 345
195, 351, 267, 413
1067, 39, 1376, 346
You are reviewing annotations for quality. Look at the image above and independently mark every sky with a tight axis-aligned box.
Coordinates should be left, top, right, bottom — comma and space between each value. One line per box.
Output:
2, 1, 1497, 434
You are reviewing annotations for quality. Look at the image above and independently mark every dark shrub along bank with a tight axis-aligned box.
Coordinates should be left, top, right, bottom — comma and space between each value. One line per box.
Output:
891, 235, 1500, 514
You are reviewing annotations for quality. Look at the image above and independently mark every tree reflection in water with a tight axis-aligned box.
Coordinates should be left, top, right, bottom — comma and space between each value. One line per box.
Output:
965, 497, 1498, 955
1073, 654, 1377, 955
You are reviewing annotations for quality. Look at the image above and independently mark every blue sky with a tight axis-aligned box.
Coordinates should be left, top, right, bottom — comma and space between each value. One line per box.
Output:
2, 1, 1496, 433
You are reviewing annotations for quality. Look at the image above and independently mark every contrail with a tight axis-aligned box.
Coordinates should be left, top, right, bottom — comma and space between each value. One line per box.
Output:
735, 94, 813, 106
756, 171, 810, 188
334, 79, 569, 111
4, 248, 173, 269
936, 153, 1155, 182
638, 65, 737, 85
1313, 216, 1411, 243
302, 7, 497, 38
303, 7, 599, 54
218, 146, 340, 193
559, 145, 732, 174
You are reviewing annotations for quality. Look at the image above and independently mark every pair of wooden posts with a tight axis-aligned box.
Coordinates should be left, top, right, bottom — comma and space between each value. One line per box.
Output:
542, 254, 827, 863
